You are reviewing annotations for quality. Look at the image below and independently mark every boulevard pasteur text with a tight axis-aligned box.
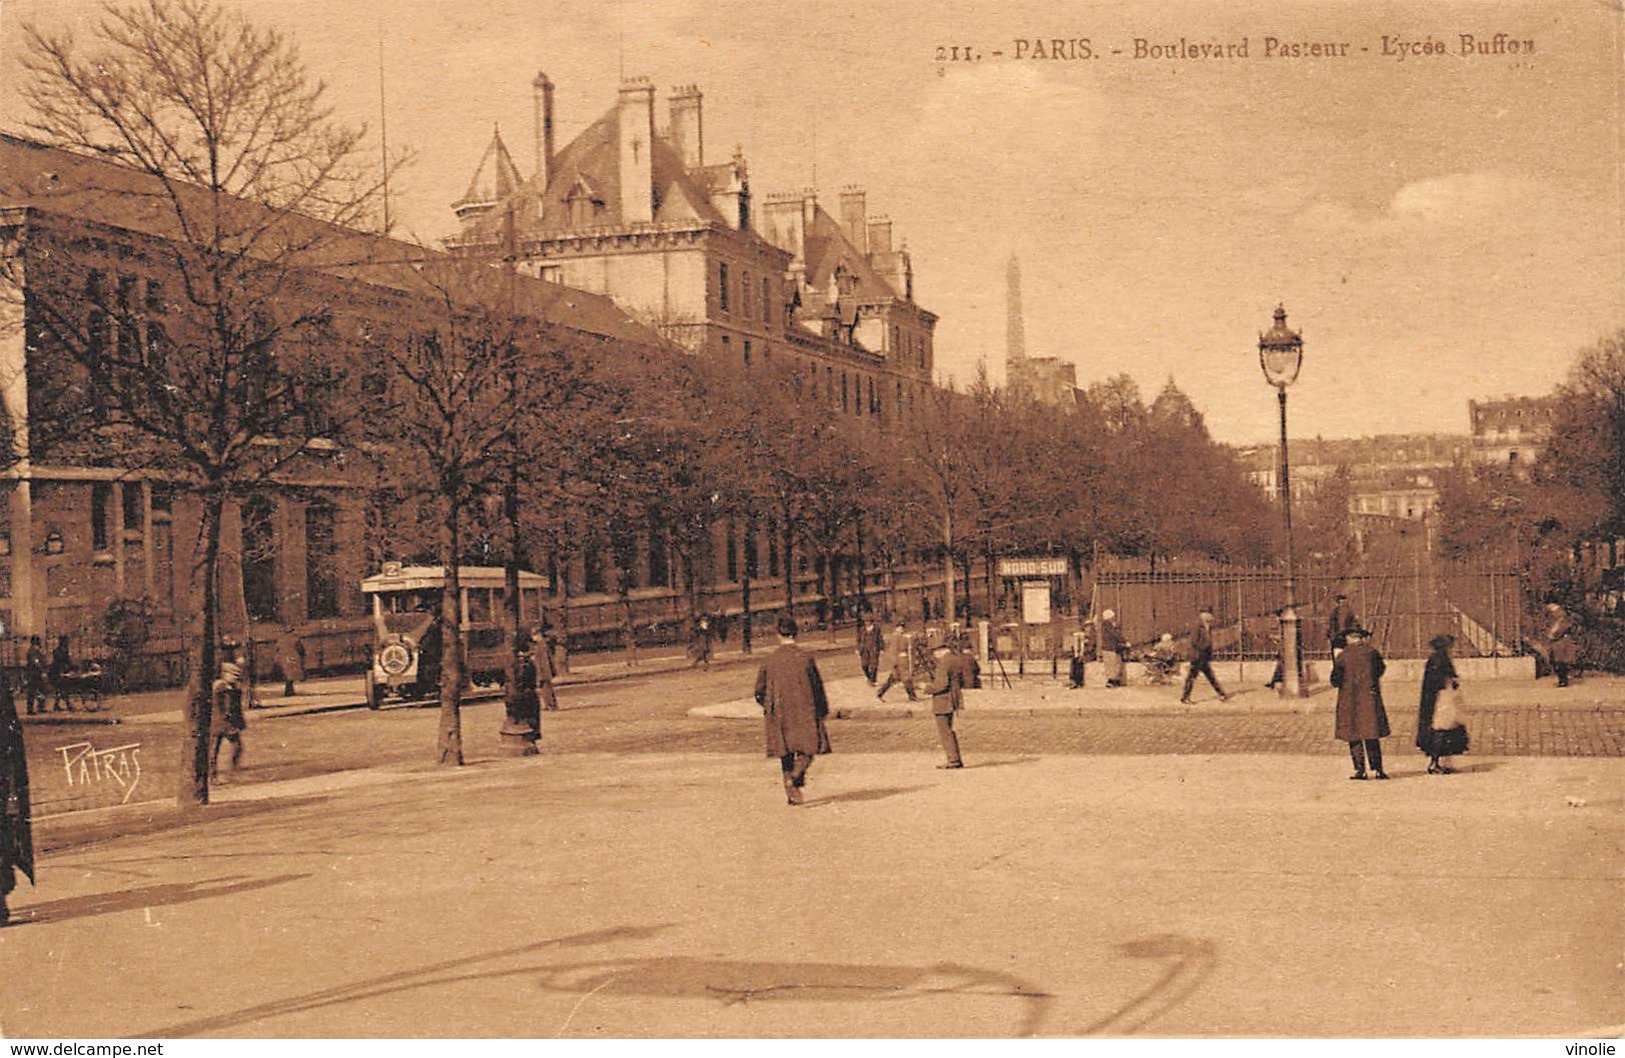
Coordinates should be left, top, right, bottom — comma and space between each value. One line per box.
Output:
934, 32, 1537, 65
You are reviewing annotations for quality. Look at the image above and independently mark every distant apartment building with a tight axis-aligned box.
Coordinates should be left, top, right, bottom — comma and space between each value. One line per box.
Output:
1468, 396, 1558, 468
1236, 433, 1470, 517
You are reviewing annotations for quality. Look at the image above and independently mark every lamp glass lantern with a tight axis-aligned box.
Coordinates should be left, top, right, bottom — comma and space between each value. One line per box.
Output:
1258, 306, 1303, 388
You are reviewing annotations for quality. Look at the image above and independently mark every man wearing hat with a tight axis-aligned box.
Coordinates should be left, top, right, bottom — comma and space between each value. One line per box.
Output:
1181, 606, 1229, 704
926, 639, 976, 769
754, 615, 832, 805
876, 625, 918, 701
210, 647, 249, 780
1330, 626, 1390, 780
857, 614, 885, 685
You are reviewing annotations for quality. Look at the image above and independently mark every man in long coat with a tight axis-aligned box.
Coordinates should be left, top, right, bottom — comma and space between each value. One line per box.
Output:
857, 617, 885, 685
754, 615, 832, 805
532, 625, 560, 711
1180, 607, 1229, 703
1330, 627, 1390, 780
927, 642, 976, 769
277, 625, 305, 697
0, 670, 34, 927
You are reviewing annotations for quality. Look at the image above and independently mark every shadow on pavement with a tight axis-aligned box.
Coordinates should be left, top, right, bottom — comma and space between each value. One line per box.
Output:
1079, 933, 1217, 1036
963, 756, 1041, 771
12, 873, 309, 927
805, 785, 928, 808
133, 924, 679, 1037
137, 943, 1054, 1038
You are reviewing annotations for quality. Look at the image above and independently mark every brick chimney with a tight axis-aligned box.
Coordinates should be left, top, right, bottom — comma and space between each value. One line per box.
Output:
668, 85, 703, 170
532, 72, 555, 187
617, 77, 655, 224
839, 186, 867, 254
867, 217, 893, 256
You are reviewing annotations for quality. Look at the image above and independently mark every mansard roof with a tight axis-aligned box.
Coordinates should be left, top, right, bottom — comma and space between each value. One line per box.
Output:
799, 201, 899, 304
460, 103, 732, 242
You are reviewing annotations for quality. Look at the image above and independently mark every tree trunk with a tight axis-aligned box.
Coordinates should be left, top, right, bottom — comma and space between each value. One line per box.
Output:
943, 505, 956, 627
741, 515, 754, 655
437, 498, 464, 767
782, 510, 795, 617
502, 466, 522, 719
553, 548, 572, 675
854, 514, 868, 619
180, 490, 225, 806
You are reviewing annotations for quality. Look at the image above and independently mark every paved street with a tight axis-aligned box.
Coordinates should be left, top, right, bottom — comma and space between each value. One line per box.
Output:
2, 745, 1620, 1038
23, 654, 1625, 849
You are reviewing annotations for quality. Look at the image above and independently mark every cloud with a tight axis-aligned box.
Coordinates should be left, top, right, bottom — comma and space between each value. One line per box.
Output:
1297, 171, 1555, 233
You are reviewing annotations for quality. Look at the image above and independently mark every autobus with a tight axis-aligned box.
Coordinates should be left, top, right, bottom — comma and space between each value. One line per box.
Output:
360, 563, 549, 709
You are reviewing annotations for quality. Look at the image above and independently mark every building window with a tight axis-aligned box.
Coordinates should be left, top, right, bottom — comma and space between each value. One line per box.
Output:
719, 262, 730, 313
91, 483, 111, 551
761, 277, 771, 324
583, 547, 606, 594
305, 501, 340, 619
841, 371, 849, 413
121, 482, 144, 533
648, 523, 670, 588
744, 524, 759, 579
743, 339, 752, 367
767, 524, 780, 578
741, 271, 752, 320
725, 523, 739, 582
868, 377, 878, 414
722, 335, 731, 361
242, 497, 279, 623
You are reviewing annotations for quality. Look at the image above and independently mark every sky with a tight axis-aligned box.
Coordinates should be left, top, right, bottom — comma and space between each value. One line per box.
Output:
2, 0, 1620, 445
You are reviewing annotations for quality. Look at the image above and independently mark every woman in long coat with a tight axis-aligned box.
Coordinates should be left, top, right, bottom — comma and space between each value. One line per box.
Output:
1099, 610, 1126, 688
754, 615, 831, 805
1545, 603, 1578, 687
1331, 627, 1390, 780
1416, 634, 1468, 774
0, 672, 34, 927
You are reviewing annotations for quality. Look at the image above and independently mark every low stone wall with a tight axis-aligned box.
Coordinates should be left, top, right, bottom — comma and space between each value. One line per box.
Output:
1077, 654, 1535, 685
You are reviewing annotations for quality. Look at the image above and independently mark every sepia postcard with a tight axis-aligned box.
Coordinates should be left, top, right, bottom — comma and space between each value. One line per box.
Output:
0, 0, 1620, 1045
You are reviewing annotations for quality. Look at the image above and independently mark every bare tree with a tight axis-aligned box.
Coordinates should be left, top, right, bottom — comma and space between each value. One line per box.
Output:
14, 0, 396, 804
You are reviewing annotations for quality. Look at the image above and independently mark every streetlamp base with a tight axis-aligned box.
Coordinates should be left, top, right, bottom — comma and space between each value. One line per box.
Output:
499, 720, 540, 757
1278, 607, 1308, 699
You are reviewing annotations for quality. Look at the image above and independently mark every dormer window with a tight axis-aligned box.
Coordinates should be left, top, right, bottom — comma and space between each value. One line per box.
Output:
565, 176, 602, 228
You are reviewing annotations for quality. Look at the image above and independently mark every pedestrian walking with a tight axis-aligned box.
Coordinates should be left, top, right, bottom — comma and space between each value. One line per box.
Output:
690, 615, 714, 670
1264, 610, 1285, 690
1544, 602, 1577, 687
532, 625, 559, 711
754, 615, 832, 806
1180, 607, 1229, 703
1331, 627, 1390, 780
927, 641, 976, 769
504, 632, 541, 753
857, 616, 885, 685
0, 670, 34, 928
875, 626, 917, 701
1069, 626, 1094, 689
1417, 634, 1468, 774
210, 649, 248, 780
1327, 593, 1359, 655
23, 636, 46, 716
1099, 610, 1126, 688
48, 635, 73, 712
277, 625, 305, 697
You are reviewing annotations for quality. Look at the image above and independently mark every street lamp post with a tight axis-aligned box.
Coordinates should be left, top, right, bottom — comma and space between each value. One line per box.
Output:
1259, 304, 1307, 698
